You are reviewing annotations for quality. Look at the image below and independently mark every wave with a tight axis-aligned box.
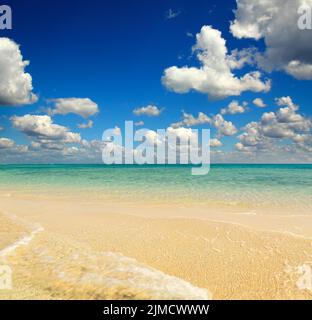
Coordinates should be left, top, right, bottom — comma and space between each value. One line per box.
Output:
43, 250, 212, 300
0, 225, 44, 259
0, 209, 211, 300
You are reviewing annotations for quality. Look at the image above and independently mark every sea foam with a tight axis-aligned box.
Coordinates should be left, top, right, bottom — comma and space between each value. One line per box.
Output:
43, 249, 212, 300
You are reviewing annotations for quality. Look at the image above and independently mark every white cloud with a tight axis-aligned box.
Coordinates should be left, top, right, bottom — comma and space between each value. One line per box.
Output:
30, 141, 40, 149
62, 146, 79, 156
171, 110, 237, 137
274, 97, 310, 128
171, 111, 211, 128
253, 98, 266, 108
133, 105, 163, 117
143, 130, 163, 146
134, 121, 144, 127
0, 125, 4, 131
167, 126, 197, 140
230, 0, 312, 80
162, 25, 271, 100
227, 48, 257, 70
166, 127, 200, 154
50, 98, 99, 118
11, 115, 81, 150
0, 137, 14, 148
237, 97, 312, 152
0, 137, 28, 155
77, 120, 93, 129
212, 114, 238, 136
210, 138, 223, 147
285, 61, 312, 80
0, 38, 37, 106
220, 100, 248, 115
275, 96, 296, 109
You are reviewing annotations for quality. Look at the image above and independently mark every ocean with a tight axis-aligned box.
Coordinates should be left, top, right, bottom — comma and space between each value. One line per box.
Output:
0, 164, 311, 214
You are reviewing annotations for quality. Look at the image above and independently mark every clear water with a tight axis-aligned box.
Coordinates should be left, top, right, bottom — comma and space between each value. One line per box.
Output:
0, 164, 311, 211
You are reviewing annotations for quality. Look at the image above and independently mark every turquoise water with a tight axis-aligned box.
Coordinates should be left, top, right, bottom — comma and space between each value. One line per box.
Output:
0, 164, 311, 210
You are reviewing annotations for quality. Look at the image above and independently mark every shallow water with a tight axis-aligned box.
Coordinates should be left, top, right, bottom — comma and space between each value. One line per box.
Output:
0, 164, 311, 213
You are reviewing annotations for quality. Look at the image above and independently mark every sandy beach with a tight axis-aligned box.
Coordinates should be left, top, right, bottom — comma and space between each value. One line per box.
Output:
1, 192, 312, 300
1, 0, 312, 306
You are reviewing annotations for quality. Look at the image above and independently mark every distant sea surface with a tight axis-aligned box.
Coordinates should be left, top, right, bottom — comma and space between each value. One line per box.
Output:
0, 164, 311, 213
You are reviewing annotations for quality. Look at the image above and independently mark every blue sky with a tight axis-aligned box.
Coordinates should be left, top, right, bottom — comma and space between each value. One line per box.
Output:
0, 0, 312, 163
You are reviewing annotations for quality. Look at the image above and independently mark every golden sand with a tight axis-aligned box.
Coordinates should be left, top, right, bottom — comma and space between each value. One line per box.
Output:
0, 193, 312, 300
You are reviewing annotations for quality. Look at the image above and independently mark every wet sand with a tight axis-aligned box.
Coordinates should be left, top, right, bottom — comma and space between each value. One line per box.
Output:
1, 193, 312, 300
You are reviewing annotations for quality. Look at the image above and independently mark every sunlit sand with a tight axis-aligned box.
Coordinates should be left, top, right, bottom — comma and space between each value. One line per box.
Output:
1, 192, 312, 300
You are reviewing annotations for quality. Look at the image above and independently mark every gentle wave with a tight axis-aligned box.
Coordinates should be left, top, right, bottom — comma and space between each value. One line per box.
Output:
43, 250, 212, 300
0, 225, 44, 259
0, 211, 211, 300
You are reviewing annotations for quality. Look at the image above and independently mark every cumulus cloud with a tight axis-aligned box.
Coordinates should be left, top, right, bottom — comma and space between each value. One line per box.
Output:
171, 111, 211, 128
231, 0, 312, 80
285, 61, 312, 80
162, 25, 271, 100
0, 38, 38, 106
166, 127, 202, 158
210, 138, 223, 147
11, 114, 81, 150
134, 121, 144, 127
171, 110, 237, 137
133, 105, 163, 117
167, 126, 198, 141
77, 120, 93, 129
49, 98, 99, 118
237, 96, 312, 152
100, 126, 206, 164
253, 98, 266, 108
0, 125, 4, 131
0, 137, 28, 155
0, 137, 14, 148
62, 146, 79, 156
220, 100, 248, 115
212, 114, 238, 137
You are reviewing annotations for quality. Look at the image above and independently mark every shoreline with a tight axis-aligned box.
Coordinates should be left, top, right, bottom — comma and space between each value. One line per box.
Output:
1, 191, 312, 238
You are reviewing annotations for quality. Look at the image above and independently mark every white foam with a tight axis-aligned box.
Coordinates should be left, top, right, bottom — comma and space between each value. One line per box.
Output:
0, 226, 44, 259
0, 211, 44, 260
237, 211, 257, 216
0, 211, 211, 299
49, 250, 212, 300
